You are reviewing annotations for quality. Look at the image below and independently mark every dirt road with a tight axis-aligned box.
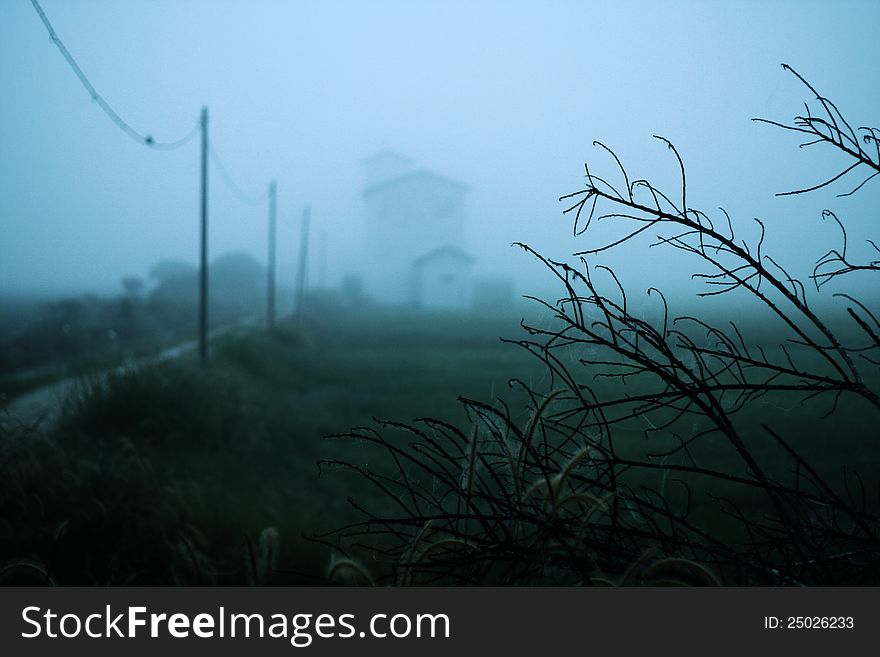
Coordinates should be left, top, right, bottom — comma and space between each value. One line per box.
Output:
2, 316, 260, 430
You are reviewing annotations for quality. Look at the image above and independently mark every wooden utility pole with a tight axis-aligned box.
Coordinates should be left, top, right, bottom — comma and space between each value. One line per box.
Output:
318, 228, 327, 289
266, 180, 277, 329
294, 205, 311, 316
198, 106, 209, 365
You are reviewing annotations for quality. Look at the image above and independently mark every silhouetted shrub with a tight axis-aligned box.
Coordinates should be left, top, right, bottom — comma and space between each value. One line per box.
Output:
321, 65, 880, 586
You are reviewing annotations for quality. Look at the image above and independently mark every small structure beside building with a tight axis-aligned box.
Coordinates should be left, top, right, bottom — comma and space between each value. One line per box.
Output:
361, 150, 474, 309
412, 246, 475, 311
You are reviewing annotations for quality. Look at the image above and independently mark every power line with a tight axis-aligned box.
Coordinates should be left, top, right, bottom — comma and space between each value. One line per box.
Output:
209, 143, 268, 206
28, 0, 199, 150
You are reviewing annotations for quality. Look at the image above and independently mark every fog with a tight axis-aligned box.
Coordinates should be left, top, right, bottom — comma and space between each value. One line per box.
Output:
1, 0, 879, 305
4, 0, 880, 589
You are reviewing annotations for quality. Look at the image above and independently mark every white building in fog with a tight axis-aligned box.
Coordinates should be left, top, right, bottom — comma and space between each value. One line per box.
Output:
361, 151, 474, 309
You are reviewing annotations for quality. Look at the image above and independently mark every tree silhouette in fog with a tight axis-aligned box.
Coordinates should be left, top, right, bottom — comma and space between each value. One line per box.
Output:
322, 65, 880, 586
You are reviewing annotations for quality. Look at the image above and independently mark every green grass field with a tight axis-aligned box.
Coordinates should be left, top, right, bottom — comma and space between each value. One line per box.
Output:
0, 308, 549, 584
1, 306, 876, 585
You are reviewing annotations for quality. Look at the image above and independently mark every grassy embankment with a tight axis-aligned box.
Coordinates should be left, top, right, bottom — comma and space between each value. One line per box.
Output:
1, 306, 876, 585
0, 309, 547, 584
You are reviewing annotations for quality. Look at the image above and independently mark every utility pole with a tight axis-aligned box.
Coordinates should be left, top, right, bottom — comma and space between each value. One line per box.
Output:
198, 106, 209, 365
294, 204, 311, 316
318, 228, 327, 289
266, 180, 277, 329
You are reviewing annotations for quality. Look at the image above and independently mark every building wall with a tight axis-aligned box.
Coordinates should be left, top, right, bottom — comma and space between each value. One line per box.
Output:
361, 171, 468, 305
414, 255, 473, 310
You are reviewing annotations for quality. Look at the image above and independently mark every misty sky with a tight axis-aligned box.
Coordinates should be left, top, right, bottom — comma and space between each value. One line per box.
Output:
1, 0, 879, 304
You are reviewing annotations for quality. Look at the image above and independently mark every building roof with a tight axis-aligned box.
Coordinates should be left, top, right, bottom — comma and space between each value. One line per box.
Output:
413, 244, 476, 268
363, 168, 469, 197
360, 149, 414, 166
